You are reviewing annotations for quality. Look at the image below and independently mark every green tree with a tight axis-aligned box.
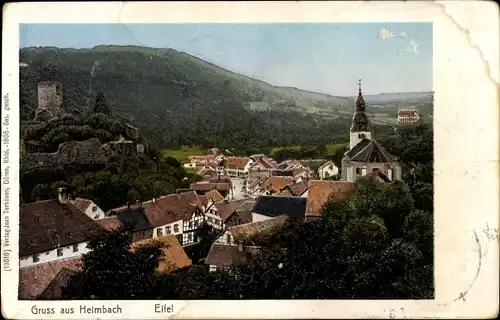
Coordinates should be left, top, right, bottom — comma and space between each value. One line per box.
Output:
93, 92, 111, 116
62, 228, 163, 300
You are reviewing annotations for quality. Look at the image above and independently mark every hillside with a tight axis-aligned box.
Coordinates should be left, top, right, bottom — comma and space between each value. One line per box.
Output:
19, 45, 425, 148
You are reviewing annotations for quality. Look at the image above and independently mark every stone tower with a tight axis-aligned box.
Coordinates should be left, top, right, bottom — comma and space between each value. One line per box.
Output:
35, 81, 64, 121
349, 79, 372, 149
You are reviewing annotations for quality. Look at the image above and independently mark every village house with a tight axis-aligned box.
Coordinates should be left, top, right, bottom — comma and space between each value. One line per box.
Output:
317, 160, 339, 179
225, 157, 251, 177
130, 235, 193, 274
205, 189, 225, 203
204, 198, 255, 230
206, 215, 290, 272
397, 108, 420, 124
256, 176, 296, 196
189, 181, 233, 198
19, 256, 82, 300
305, 180, 355, 220
19, 188, 105, 269
250, 195, 308, 222
137, 191, 206, 246
110, 204, 154, 242
69, 196, 106, 220
279, 180, 308, 197
342, 81, 402, 182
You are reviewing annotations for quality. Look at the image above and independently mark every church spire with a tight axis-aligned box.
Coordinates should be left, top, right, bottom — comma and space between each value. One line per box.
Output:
350, 78, 370, 132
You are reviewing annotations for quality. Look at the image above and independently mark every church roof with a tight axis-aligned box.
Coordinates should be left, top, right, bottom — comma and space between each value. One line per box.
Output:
350, 81, 370, 132
344, 139, 396, 163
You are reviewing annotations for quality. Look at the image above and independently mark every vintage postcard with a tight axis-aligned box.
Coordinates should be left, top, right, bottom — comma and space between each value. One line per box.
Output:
1, 1, 499, 319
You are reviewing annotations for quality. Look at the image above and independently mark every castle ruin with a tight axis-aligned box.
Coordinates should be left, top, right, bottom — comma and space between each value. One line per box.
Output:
35, 81, 65, 121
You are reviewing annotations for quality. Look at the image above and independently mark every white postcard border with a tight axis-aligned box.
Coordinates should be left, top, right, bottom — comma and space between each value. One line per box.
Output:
2, 1, 499, 319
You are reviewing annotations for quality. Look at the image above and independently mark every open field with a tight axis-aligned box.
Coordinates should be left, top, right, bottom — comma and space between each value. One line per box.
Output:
161, 146, 206, 162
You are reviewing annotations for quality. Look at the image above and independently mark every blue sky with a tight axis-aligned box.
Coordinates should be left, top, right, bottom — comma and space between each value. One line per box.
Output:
20, 23, 432, 96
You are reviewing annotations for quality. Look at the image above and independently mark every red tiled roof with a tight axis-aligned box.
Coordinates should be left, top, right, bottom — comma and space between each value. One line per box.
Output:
19, 257, 82, 300
214, 198, 251, 221
398, 109, 419, 117
141, 192, 202, 227
96, 217, 122, 231
131, 235, 192, 274
305, 180, 355, 217
260, 176, 295, 193
189, 182, 231, 191
226, 157, 250, 169
20, 200, 105, 257
228, 215, 291, 242
205, 189, 224, 202
38, 267, 79, 300
205, 244, 260, 267
281, 181, 308, 197
70, 198, 93, 213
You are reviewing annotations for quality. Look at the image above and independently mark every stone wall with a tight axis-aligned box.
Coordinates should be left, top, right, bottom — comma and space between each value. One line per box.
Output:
35, 82, 65, 121
21, 138, 109, 170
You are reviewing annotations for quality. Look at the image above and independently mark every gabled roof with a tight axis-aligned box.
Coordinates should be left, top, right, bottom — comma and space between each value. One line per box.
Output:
131, 235, 192, 274
260, 176, 295, 193
205, 189, 224, 202
38, 267, 79, 300
318, 160, 337, 171
280, 181, 308, 197
344, 139, 395, 163
251, 196, 307, 220
214, 198, 253, 221
70, 197, 93, 212
226, 157, 250, 169
189, 181, 232, 192
138, 192, 203, 227
228, 215, 291, 243
20, 200, 105, 256
95, 217, 122, 231
305, 180, 355, 217
113, 205, 153, 232
19, 257, 82, 300
205, 244, 260, 267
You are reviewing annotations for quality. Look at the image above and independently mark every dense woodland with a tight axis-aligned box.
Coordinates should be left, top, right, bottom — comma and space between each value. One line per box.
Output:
60, 126, 434, 300
21, 46, 409, 149
20, 95, 200, 211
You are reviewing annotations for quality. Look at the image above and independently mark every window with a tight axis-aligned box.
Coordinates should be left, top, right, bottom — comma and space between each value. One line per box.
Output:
94, 214, 100, 219
372, 168, 379, 173
33, 254, 40, 263
166, 226, 171, 234
73, 244, 79, 252
356, 168, 362, 175
157, 228, 163, 237
92, 206, 98, 212
57, 248, 63, 257
174, 224, 179, 233
226, 234, 231, 244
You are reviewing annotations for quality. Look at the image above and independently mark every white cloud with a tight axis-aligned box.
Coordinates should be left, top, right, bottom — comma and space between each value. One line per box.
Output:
379, 27, 394, 40
378, 28, 420, 54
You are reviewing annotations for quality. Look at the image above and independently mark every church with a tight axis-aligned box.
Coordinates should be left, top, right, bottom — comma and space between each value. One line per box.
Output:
341, 80, 402, 182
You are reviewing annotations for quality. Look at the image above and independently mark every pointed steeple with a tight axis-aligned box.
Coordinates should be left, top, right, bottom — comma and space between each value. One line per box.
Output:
350, 79, 370, 132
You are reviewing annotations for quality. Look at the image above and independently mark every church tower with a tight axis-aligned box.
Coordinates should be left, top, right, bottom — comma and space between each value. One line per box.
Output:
349, 79, 371, 149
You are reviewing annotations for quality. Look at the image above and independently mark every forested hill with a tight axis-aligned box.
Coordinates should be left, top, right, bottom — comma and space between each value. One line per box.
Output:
20, 45, 378, 148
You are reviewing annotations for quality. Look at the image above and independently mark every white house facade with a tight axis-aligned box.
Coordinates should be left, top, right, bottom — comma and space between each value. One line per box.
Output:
318, 161, 339, 180
19, 241, 90, 268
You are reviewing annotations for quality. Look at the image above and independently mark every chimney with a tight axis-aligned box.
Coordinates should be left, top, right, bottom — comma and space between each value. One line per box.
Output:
58, 187, 67, 204
153, 198, 156, 203
238, 243, 243, 252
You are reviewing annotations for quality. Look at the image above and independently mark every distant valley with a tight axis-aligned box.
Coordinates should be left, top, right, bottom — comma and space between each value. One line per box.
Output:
20, 45, 432, 148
